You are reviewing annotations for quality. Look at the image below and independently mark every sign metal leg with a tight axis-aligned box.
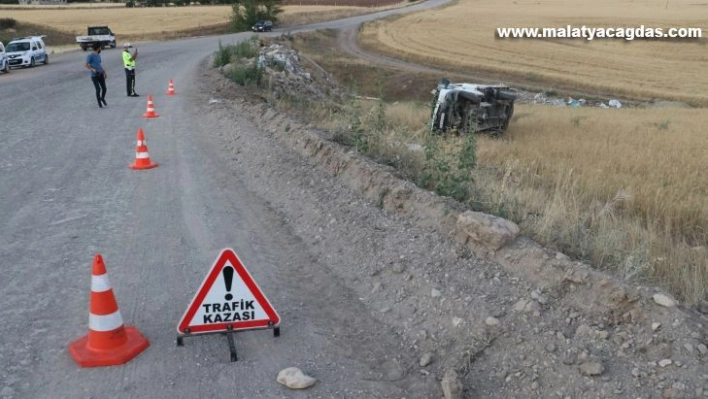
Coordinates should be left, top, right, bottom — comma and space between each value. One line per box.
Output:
176, 323, 278, 362
226, 327, 238, 362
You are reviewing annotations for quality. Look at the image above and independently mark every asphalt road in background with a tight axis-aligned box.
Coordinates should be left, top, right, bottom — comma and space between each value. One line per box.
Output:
0, 1, 450, 398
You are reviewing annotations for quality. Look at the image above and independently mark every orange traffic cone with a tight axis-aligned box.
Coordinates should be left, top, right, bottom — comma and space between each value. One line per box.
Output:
166, 79, 176, 96
143, 94, 159, 118
68, 254, 150, 367
129, 128, 158, 170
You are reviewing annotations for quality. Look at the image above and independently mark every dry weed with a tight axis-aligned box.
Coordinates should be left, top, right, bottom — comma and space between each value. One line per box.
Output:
1, 6, 233, 36
2, 3, 406, 40
471, 104, 708, 302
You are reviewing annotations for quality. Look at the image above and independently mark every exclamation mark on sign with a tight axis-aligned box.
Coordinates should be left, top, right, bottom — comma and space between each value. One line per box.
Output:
223, 266, 234, 301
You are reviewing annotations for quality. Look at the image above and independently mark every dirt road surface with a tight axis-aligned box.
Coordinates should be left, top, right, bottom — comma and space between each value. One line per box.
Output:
1, 1, 707, 398
336, 24, 447, 75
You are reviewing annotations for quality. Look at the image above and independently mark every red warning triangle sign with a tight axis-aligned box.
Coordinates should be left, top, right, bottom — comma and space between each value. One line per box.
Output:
177, 248, 280, 334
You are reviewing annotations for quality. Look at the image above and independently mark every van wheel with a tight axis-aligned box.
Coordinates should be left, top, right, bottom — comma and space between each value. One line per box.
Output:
43, 55, 49, 65
29, 57, 35, 68
500, 103, 514, 133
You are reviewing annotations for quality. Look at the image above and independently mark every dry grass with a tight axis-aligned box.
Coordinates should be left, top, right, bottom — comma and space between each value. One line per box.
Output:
375, 101, 708, 302
0, 19, 77, 47
0, 3, 406, 44
279, 3, 407, 27
0, 2, 124, 8
0, 5, 233, 36
360, 0, 708, 106
384, 100, 430, 129
282, 0, 402, 5
290, 30, 443, 101
479, 104, 708, 301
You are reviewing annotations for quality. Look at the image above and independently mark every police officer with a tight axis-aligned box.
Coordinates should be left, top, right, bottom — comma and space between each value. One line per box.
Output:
123, 43, 139, 97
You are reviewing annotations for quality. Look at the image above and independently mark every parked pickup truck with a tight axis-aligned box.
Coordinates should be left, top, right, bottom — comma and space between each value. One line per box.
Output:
76, 26, 116, 51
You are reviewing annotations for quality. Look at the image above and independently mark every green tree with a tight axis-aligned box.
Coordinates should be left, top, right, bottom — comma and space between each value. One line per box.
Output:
231, 0, 282, 32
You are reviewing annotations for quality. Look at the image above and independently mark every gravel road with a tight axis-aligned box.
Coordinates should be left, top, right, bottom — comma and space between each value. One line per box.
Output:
0, 3, 453, 399
2, 1, 707, 398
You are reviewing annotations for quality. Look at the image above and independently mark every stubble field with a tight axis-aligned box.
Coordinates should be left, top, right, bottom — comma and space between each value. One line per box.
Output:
0, 5, 233, 36
360, 0, 708, 106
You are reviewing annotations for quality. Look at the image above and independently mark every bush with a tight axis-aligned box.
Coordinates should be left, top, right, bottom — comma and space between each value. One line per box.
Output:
232, 38, 258, 59
0, 18, 17, 30
213, 41, 232, 68
418, 133, 476, 202
226, 64, 263, 87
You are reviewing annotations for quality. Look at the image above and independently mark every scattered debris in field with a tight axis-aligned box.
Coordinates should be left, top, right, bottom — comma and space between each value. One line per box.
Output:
608, 99, 623, 108
520, 92, 627, 109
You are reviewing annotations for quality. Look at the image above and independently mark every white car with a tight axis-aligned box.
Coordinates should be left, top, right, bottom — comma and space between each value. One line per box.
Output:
0, 42, 8, 73
6, 35, 48, 69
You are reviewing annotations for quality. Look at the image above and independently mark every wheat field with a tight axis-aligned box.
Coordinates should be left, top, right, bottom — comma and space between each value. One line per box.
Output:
481, 104, 708, 301
360, 0, 708, 106
0, 4, 387, 37
1, 6, 233, 35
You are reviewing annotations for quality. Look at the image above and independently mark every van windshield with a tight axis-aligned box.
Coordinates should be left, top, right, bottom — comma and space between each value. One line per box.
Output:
7, 42, 30, 52
89, 27, 111, 35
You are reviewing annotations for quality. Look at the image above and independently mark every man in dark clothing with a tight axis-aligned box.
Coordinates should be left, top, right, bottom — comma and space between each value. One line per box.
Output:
84, 42, 107, 108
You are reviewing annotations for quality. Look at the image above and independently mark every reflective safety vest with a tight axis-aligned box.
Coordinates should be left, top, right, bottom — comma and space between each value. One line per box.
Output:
123, 50, 136, 69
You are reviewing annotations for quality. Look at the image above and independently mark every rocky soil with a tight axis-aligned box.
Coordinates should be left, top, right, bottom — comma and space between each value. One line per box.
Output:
199, 40, 708, 398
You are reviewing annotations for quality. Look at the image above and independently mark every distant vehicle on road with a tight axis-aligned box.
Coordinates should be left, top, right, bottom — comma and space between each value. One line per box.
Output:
6, 36, 48, 69
251, 20, 273, 32
0, 41, 9, 73
76, 26, 117, 51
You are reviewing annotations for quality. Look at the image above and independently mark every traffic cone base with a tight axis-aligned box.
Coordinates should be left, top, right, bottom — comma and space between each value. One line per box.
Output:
69, 326, 150, 368
129, 161, 158, 170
